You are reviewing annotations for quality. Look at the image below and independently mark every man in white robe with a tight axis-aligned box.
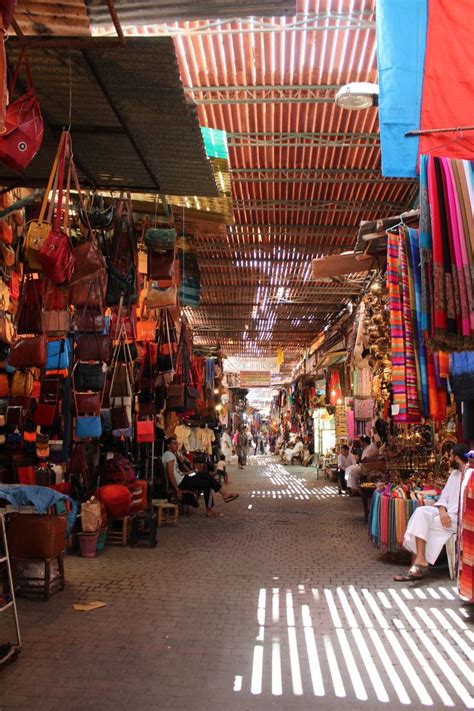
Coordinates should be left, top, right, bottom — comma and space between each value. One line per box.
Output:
394, 443, 470, 581
282, 437, 303, 464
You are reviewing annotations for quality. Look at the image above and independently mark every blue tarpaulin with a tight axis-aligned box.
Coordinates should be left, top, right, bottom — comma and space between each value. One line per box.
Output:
376, 0, 428, 177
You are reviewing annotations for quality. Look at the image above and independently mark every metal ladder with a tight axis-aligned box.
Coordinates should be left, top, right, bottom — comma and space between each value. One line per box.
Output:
0, 514, 21, 665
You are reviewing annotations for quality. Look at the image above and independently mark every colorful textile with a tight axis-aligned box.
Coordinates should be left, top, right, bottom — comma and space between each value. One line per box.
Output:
419, 1, 474, 160
387, 230, 422, 422
376, 0, 474, 177
369, 489, 422, 553
458, 470, 474, 601
423, 155, 474, 351
376, 0, 427, 177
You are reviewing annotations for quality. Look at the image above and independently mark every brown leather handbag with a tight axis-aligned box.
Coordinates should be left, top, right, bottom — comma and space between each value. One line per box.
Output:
75, 334, 111, 362
11, 370, 34, 396
10, 335, 47, 368
74, 392, 101, 415
147, 248, 175, 280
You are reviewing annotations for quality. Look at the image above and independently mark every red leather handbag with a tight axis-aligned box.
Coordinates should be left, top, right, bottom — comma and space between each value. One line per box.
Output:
39, 135, 75, 284
0, 50, 43, 172
34, 402, 57, 426
75, 334, 111, 362
147, 248, 175, 280
136, 418, 154, 443
10, 335, 47, 368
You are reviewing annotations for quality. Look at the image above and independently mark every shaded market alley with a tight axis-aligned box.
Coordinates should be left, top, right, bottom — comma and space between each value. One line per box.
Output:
0, 457, 472, 711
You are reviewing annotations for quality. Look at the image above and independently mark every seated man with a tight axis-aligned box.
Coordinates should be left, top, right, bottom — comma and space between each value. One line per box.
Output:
345, 436, 379, 493
163, 436, 239, 518
337, 444, 356, 495
282, 437, 304, 464
394, 443, 470, 581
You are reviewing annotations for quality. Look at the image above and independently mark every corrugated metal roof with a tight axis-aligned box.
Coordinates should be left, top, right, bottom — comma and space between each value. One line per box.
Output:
0, 38, 218, 196
87, 1, 296, 27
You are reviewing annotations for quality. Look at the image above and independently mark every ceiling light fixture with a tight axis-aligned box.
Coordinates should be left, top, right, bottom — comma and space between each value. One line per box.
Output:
335, 82, 379, 110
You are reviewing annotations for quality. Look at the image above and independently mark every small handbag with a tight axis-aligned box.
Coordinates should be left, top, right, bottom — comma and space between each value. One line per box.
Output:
145, 284, 177, 309
34, 402, 57, 426
110, 363, 132, 397
144, 227, 176, 251
75, 334, 111, 363
111, 405, 130, 431
137, 319, 157, 342
73, 362, 106, 392
46, 339, 70, 371
11, 370, 33, 396
79, 194, 115, 230
40, 374, 63, 402
42, 310, 70, 336
0, 372, 8, 397
147, 248, 175, 280
106, 208, 138, 306
10, 335, 47, 369
74, 392, 101, 415
136, 418, 155, 443
0, 50, 43, 173
75, 415, 102, 439
72, 310, 106, 334
24, 133, 66, 269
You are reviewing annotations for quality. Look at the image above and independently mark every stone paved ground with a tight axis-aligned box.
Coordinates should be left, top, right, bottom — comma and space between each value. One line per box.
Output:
0, 455, 473, 710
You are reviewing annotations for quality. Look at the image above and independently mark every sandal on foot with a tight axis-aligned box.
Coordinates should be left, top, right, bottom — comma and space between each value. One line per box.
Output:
394, 564, 428, 582
223, 493, 239, 504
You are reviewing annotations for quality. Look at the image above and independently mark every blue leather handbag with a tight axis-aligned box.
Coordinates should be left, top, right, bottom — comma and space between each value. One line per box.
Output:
75, 415, 102, 439
46, 339, 70, 370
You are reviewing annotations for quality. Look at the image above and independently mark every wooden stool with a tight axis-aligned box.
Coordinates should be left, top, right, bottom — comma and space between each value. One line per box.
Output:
155, 503, 178, 527
129, 510, 157, 547
107, 516, 130, 546
12, 553, 65, 601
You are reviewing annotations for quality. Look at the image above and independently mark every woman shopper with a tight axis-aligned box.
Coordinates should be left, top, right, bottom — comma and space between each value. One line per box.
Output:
236, 427, 248, 469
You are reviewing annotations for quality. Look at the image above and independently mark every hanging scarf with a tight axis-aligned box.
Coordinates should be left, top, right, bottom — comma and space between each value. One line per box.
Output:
407, 228, 429, 416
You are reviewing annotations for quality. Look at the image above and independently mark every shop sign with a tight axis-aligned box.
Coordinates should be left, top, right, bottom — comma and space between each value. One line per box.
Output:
240, 371, 271, 387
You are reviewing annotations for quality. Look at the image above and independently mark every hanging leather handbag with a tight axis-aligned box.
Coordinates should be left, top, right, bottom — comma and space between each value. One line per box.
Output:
75, 334, 111, 363
79, 194, 115, 230
74, 392, 101, 415
147, 248, 175, 280
72, 309, 105, 334
110, 306, 136, 340
0, 311, 13, 343
75, 415, 102, 439
25, 133, 66, 270
16, 272, 43, 335
145, 284, 177, 309
40, 374, 63, 403
136, 418, 155, 443
0, 50, 43, 172
111, 404, 130, 431
0, 222, 13, 246
34, 402, 57, 426
115, 342, 138, 362
39, 136, 75, 285
144, 227, 176, 251
42, 309, 70, 336
137, 319, 157, 342
73, 362, 106, 392
0, 372, 8, 397
69, 276, 107, 310
11, 369, 33, 396
166, 383, 199, 411
100, 408, 112, 432
110, 363, 132, 397
9, 335, 47, 368
46, 339, 70, 370
69, 238, 106, 287
106, 212, 138, 306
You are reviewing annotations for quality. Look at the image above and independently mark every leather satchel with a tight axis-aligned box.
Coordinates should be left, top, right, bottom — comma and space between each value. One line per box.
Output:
40, 227, 75, 285
144, 228, 176, 251
111, 405, 130, 431
10, 335, 47, 368
136, 418, 155, 443
42, 310, 70, 336
75, 392, 101, 415
79, 194, 115, 230
73, 362, 106, 392
69, 240, 106, 287
145, 284, 177, 309
75, 334, 111, 362
72, 310, 105, 333
106, 214, 138, 306
11, 369, 33, 396
166, 383, 199, 412
110, 363, 132, 397
40, 374, 63, 403
147, 248, 175, 280
0, 51, 43, 173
